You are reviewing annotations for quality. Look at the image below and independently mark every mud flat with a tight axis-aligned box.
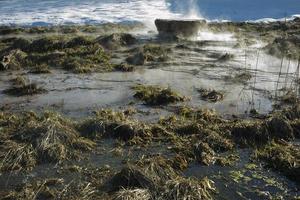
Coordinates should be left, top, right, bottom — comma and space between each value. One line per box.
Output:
0, 19, 300, 199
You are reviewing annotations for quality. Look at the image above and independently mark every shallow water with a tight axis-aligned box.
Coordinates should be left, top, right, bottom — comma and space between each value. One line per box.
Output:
0, 0, 299, 26
0, 32, 298, 118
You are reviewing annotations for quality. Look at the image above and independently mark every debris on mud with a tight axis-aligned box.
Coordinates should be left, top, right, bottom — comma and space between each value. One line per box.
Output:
133, 84, 186, 105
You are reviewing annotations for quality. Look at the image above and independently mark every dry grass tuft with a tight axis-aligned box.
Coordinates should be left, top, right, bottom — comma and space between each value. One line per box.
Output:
0, 140, 36, 172
160, 177, 216, 200
133, 84, 186, 105
113, 188, 151, 200
0, 111, 95, 171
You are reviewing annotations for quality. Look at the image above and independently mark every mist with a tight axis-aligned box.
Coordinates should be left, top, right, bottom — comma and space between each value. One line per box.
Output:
166, 0, 203, 19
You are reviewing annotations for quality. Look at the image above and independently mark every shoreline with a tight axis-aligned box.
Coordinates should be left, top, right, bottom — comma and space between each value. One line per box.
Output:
0, 16, 299, 199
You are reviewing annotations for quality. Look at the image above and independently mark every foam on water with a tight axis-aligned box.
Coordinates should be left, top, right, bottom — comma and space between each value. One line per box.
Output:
0, 0, 182, 26
196, 31, 236, 42
0, 0, 299, 26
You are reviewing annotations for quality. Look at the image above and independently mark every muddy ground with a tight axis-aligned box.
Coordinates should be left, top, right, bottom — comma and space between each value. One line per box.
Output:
0, 19, 300, 200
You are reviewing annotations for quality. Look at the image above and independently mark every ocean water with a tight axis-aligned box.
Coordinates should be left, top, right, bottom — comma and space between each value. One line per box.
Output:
0, 0, 299, 26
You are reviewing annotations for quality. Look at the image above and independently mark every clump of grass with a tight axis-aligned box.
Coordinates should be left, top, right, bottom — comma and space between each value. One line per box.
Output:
27, 36, 66, 53
177, 106, 221, 122
215, 153, 240, 166
198, 88, 224, 102
231, 121, 266, 147
65, 36, 93, 48
107, 166, 157, 192
0, 141, 37, 172
234, 72, 252, 81
126, 52, 148, 65
0, 49, 27, 70
126, 44, 170, 65
133, 84, 186, 105
17, 112, 95, 163
225, 72, 252, 83
96, 33, 137, 50
281, 90, 298, 104
136, 155, 179, 183
254, 141, 300, 183
11, 75, 27, 86
160, 177, 216, 200
4, 82, 47, 96
3, 178, 97, 200
78, 109, 152, 142
0, 111, 95, 172
61, 43, 112, 73
11, 38, 31, 51
193, 142, 216, 166
0, 35, 121, 74
113, 188, 151, 200
107, 155, 216, 200
114, 63, 135, 72
231, 114, 295, 147
29, 64, 51, 74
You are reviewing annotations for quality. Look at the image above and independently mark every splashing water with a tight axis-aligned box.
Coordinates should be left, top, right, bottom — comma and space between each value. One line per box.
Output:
0, 0, 299, 26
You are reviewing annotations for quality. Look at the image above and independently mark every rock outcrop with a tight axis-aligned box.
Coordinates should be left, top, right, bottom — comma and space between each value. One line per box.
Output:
155, 19, 206, 38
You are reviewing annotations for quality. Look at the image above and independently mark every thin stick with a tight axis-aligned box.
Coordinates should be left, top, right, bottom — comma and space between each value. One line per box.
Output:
296, 58, 300, 97
244, 49, 247, 71
275, 55, 285, 99
251, 50, 260, 108
284, 57, 291, 89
